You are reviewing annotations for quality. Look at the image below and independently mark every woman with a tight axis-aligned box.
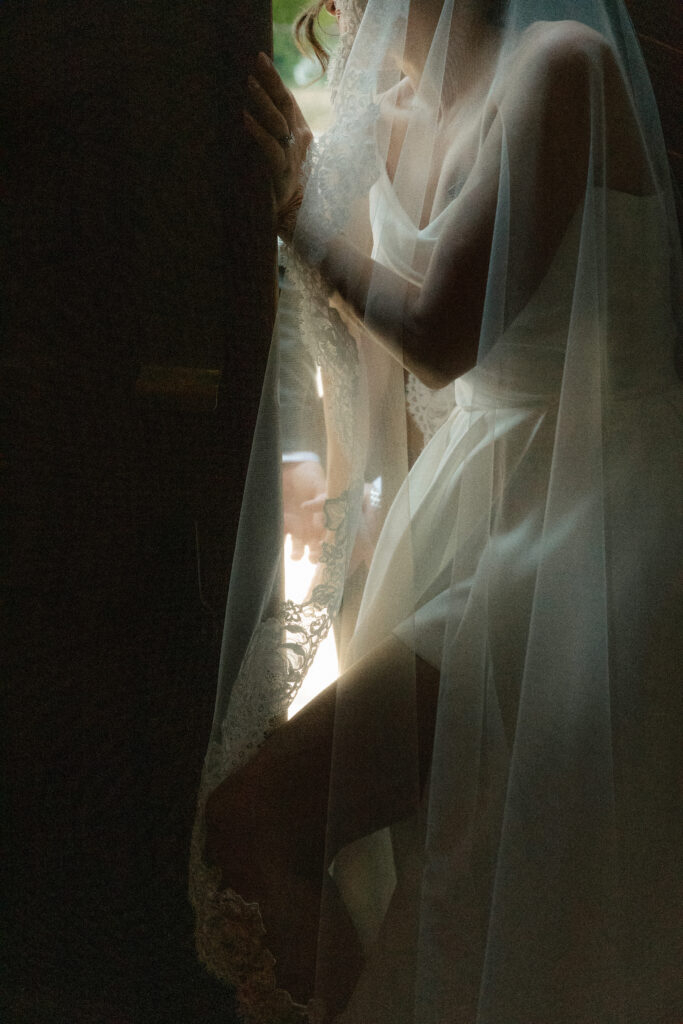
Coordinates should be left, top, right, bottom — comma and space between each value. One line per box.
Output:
191, 1, 682, 1021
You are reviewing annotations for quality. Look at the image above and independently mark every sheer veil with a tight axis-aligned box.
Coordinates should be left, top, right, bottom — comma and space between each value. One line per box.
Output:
191, 1, 682, 1021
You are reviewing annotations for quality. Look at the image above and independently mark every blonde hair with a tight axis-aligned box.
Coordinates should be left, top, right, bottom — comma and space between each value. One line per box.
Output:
294, 1, 332, 74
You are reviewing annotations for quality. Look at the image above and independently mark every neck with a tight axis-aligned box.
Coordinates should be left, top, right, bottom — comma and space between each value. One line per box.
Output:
402, 5, 501, 116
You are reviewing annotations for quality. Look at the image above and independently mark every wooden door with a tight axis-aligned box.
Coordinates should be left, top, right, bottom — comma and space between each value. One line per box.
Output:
1, 2, 274, 1021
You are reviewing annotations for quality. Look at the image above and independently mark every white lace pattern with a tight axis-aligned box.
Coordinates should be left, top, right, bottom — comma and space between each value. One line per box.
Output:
405, 372, 456, 444
191, 231, 366, 1024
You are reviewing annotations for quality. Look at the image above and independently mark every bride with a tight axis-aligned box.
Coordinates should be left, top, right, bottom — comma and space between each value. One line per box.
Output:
192, 1, 682, 1021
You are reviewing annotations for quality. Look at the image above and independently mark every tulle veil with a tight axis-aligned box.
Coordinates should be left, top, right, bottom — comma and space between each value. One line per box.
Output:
191, 0, 682, 1020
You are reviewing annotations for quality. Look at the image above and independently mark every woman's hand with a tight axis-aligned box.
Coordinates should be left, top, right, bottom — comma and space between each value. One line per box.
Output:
282, 460, 326, 562
244, 52, 314, 239
302, 482, 382, 577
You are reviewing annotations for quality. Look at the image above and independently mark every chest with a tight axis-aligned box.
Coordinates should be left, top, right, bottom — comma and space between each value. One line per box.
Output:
382, 94, 489, 229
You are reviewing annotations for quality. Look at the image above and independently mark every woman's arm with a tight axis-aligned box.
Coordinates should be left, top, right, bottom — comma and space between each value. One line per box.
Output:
307, 33, 590, 389
246, 26, 643, 388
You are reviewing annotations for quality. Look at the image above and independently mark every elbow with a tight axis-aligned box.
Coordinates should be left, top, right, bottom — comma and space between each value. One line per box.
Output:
411, 363, 459, 391
403, 313, 479, 390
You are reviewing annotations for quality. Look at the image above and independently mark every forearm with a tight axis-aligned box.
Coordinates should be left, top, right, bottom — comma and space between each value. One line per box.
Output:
319, 234, 428, 383
293, 226, 477, 389
280, 160, 470, 389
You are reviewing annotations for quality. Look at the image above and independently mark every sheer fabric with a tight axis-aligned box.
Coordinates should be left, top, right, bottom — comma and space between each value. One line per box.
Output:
191, 1, 682, 1021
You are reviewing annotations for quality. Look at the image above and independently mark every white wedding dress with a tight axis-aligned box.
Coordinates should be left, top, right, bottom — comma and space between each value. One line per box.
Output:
351, 177, 679, 672
333, 174, 682, 1023
193, 3, 682, 1019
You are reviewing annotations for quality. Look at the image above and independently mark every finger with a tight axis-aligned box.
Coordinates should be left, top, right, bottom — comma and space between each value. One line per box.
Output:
243, 110, 287, 174
301, 493, 327, 512
307, 538, 322, 563
290, 536, 305, 561
247, 74, 290, 140
255, 52, 300, 127
283, 511, 296, 535
298, 515, 323, 548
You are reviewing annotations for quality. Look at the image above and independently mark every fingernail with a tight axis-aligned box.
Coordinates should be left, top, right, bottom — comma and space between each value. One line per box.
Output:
247, 74, 258, 91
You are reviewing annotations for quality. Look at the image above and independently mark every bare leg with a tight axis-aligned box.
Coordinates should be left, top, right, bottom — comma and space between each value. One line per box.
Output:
204, 635, 439, 1010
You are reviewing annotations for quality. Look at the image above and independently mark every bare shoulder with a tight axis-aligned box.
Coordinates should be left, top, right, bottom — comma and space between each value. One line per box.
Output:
518, 19, 615, 69
497, 19, 626, 141
508, 18, 621, 98
505, 19, 647, 192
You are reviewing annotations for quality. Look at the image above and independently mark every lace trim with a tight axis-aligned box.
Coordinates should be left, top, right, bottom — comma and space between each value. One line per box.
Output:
191, 244, 365, 1013
405, 372, 456, 445
293, 84, 380, 266
220, 489, 361, 778
328, 0, 367, 102
191, 488, 363, 1024
191, 852, 327, 1024
190, 546, 354, 1022
190, 10, 391, 1007
283, 244, 363, 459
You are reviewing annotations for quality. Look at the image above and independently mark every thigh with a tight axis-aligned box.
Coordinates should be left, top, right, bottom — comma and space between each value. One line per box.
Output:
206, 635, 439, 865
203, 635, 440, 1008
